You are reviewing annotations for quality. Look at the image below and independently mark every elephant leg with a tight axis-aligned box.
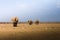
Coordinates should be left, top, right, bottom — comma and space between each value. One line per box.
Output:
13, 22, 17, 27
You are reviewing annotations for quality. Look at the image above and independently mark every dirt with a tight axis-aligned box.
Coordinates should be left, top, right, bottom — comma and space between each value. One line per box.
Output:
0, 23, 60, 40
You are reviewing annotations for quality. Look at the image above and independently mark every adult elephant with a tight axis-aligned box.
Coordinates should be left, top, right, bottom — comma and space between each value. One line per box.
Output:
11, 17, 18, 27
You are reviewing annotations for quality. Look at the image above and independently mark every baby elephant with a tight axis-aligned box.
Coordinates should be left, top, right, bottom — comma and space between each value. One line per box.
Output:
11, 17, 18, 27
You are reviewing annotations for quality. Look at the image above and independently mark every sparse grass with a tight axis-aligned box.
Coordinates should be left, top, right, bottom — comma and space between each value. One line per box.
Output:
0, 22, 60, 40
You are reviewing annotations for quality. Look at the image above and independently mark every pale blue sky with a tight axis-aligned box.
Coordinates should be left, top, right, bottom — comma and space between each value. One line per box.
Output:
0, 0, 60, 22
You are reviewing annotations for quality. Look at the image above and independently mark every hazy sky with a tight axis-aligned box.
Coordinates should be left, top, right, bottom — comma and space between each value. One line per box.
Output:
0, 0, 60, 22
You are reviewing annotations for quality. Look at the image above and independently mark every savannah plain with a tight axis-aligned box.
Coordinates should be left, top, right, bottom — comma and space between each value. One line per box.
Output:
0, 22, 60, 40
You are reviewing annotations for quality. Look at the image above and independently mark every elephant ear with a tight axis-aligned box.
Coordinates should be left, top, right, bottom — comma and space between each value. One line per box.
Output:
15, 17, 18, 21
11, 17, 15, 22
11, 17, 18, 22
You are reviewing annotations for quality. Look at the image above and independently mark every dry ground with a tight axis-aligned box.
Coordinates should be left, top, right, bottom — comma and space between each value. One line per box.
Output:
0, 23, 60, 40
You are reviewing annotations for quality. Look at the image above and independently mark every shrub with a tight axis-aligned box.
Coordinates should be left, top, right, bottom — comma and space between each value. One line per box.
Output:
35, 20, 39, 24
28, 20, 33, 25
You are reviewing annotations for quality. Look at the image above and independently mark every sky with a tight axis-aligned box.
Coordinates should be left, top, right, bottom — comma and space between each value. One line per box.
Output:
0, 0, 60, 22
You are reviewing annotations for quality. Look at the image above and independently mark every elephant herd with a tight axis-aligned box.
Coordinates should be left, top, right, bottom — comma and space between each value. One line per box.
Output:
11, 17, 39, 27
